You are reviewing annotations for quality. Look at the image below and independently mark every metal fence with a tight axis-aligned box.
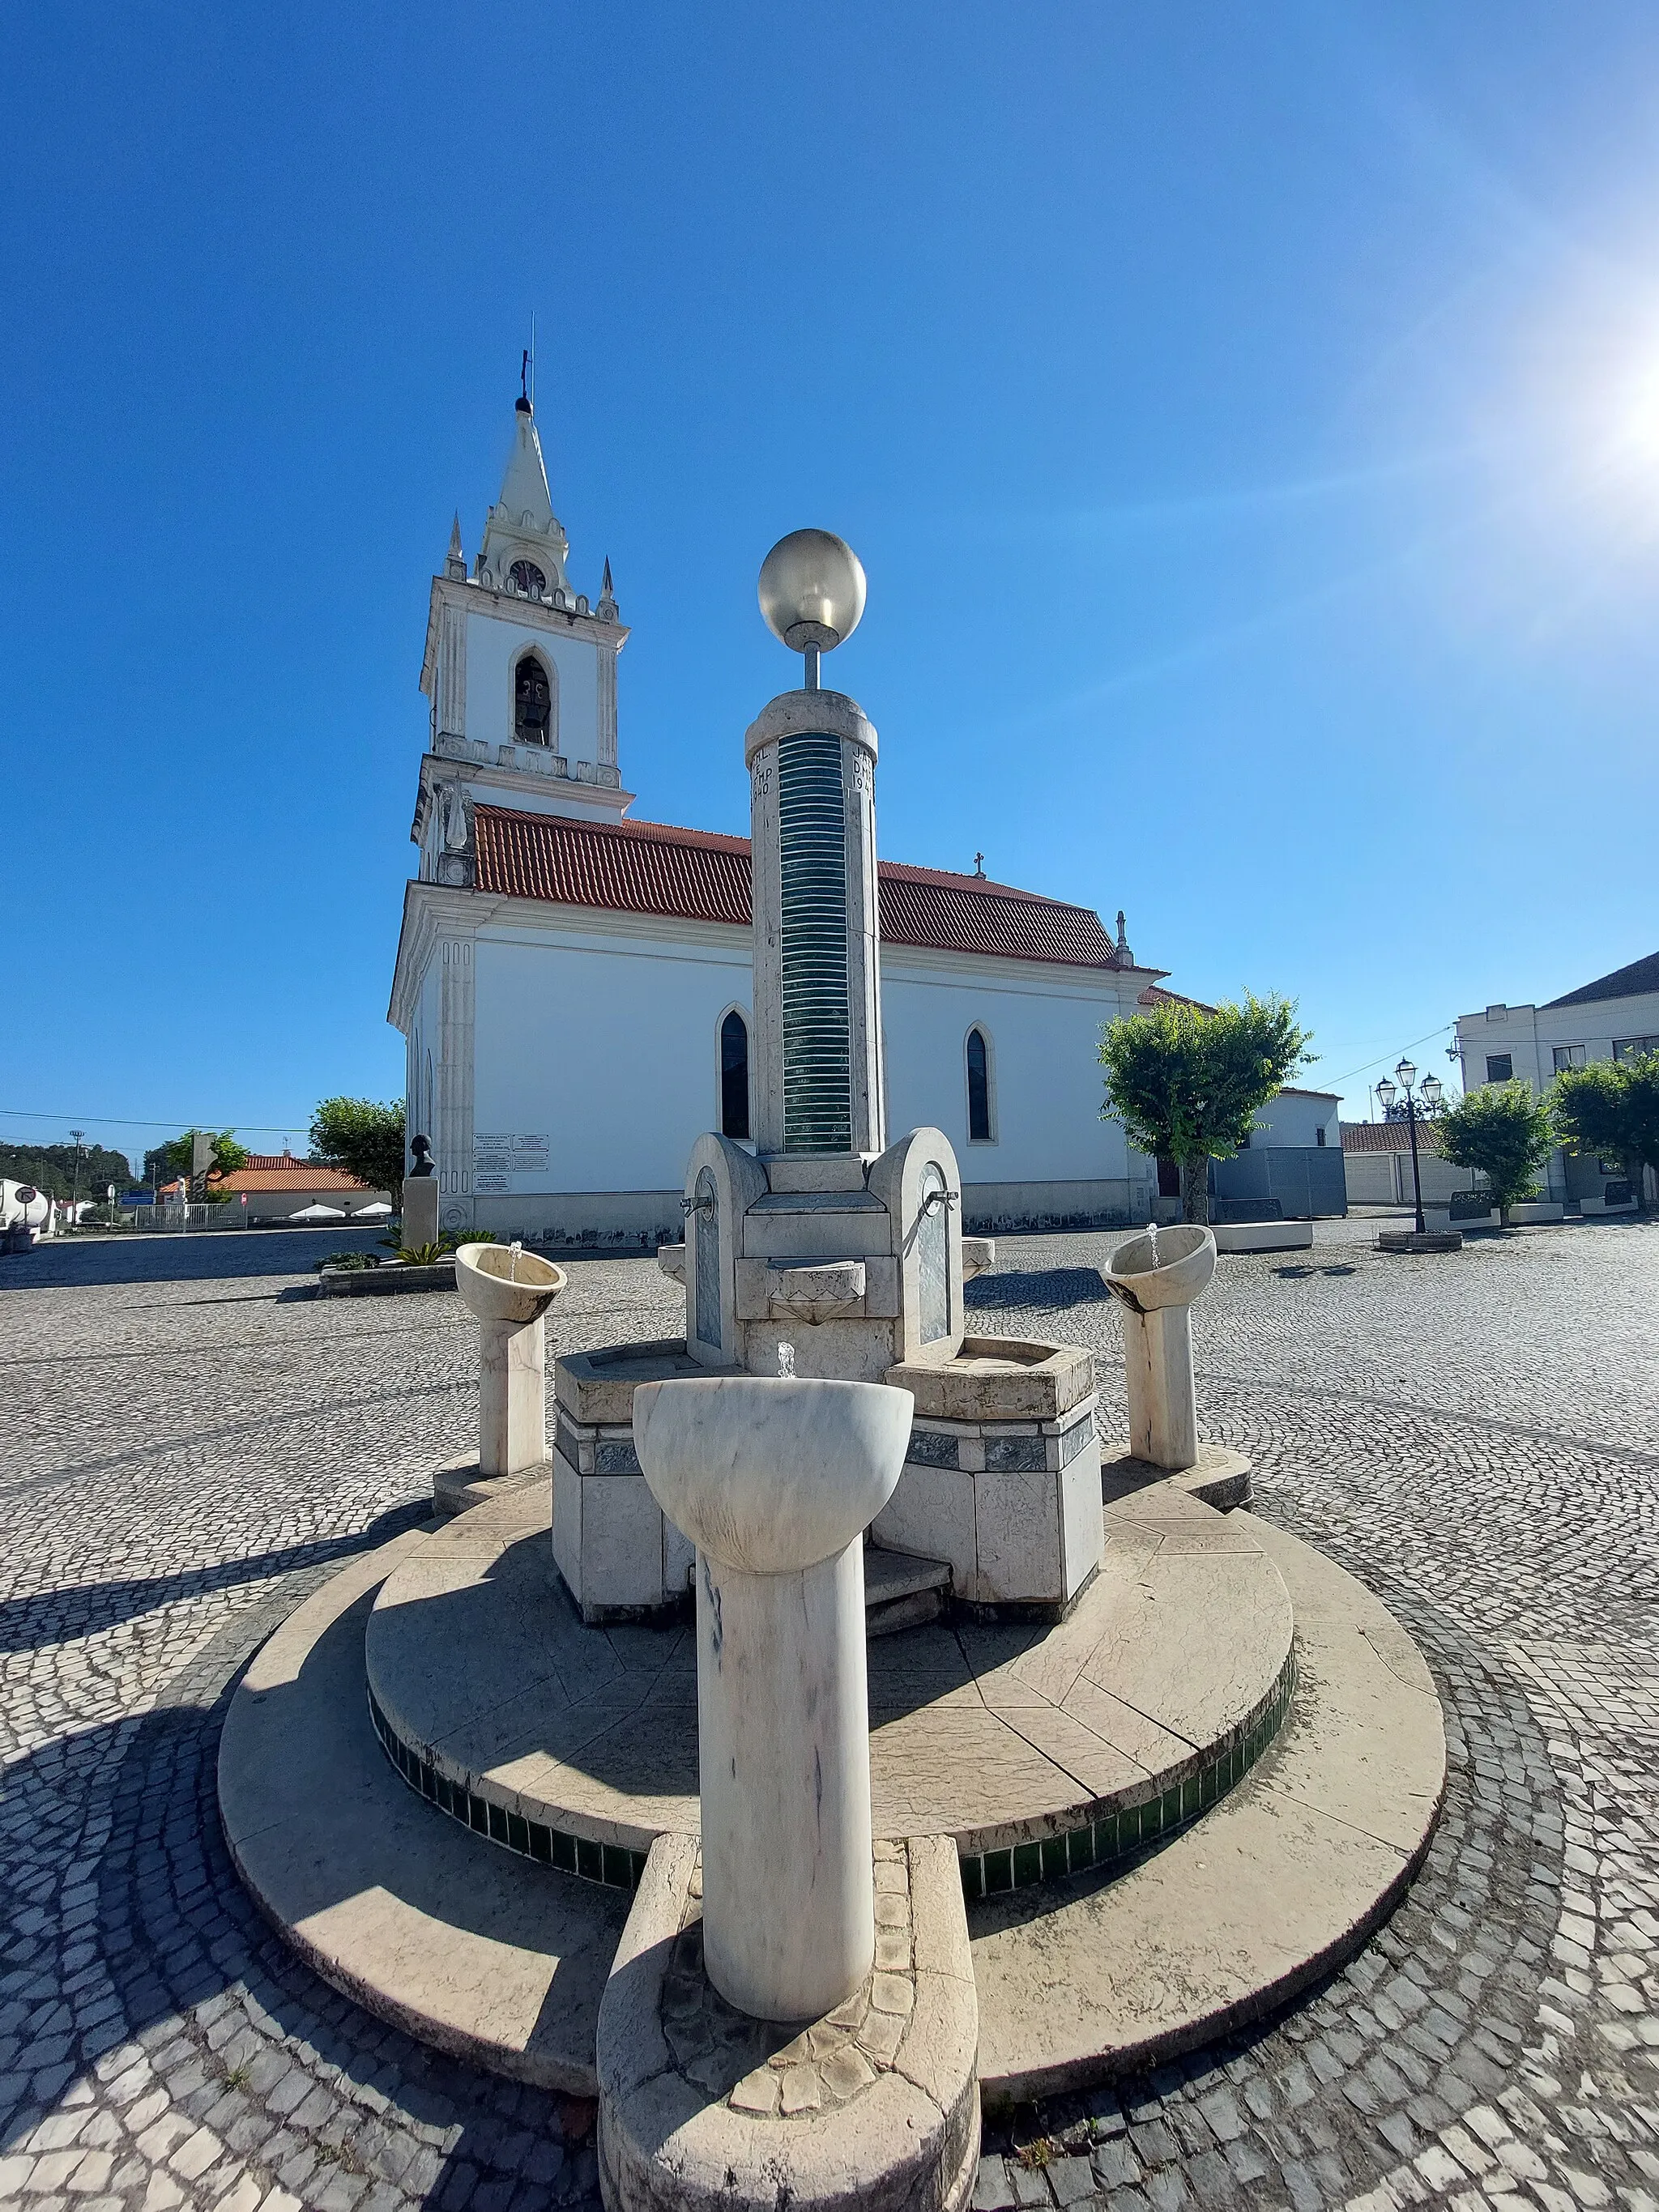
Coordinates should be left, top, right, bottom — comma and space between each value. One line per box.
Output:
1210, 1145, 1349, 1219
121, 1204, 250, 1234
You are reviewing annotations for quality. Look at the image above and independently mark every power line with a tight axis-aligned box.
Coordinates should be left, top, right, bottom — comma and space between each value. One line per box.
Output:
1, 1107, 310, 1135
1324, 1022, 1458, 1093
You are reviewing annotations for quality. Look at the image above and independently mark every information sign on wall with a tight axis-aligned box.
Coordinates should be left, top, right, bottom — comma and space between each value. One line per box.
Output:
473, 1134, 551, 1195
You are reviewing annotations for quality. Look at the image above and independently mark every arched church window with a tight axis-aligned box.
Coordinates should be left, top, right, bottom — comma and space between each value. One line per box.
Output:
508, 560, 546, 598
514, 654, 552, 745
720, 1010, 751, 1140
966, 1026, 994, 1143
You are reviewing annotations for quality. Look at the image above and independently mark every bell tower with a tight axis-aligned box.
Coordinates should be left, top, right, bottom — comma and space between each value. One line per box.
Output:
413, 382, 633, 889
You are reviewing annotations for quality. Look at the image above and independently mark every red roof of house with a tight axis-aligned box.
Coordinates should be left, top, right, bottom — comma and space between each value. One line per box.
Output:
471, 808, 1129, 970
1341, 1121, 1444, 1154
215, 1153, 374, 1193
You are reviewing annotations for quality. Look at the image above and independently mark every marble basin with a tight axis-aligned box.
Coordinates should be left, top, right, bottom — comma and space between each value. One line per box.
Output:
633, 1376, 912, 1575
454, 1242, 566, 1327
1105, 1223, 1217, 1311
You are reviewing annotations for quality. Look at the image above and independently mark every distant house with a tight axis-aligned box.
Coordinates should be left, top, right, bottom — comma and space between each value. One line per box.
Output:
209, 1153, 391, 1225
1341, 1119, 1467, 1209
1453, 951, 1659, 1208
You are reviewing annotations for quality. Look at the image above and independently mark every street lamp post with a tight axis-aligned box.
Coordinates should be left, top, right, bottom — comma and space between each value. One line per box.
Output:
1375, 1060, 1444, 1236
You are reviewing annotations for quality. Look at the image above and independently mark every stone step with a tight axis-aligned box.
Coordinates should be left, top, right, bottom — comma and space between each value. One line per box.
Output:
966, 1513, 1447, 2103
863, 1541, 952, 1635
218, 1528, 625, 2094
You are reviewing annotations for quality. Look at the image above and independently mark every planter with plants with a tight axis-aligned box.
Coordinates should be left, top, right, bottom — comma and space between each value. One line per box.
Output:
313, 1229, 497, 1297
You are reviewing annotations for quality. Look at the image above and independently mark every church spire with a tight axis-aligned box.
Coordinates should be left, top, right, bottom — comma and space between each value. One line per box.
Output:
597, 556, 618, 621
496, 394, 556, 536
478, 376, 569, 595
445, 512, 466, 580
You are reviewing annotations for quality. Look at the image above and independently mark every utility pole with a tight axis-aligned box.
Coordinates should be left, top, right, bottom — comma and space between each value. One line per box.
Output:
70, 1130, 85, 1228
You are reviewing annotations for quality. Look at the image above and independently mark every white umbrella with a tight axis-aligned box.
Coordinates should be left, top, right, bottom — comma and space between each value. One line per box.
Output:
290, 1203, 347, 1221
352, 1200, 394, 1217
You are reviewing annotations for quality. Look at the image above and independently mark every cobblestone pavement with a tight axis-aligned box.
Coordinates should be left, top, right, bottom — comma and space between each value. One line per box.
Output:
2, 1217, 1656, 2212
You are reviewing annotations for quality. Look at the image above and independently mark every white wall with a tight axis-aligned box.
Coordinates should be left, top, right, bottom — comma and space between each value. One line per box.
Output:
881, 954, 1136, 1187
406, 958, 441, 1145
1250, 1091, 1341, 1149
461, 923, 1145, 1208
1456, 990, 1659, 1096
464, 607, 599, 766
472, 925, 752, 1194
1343, 1147, 1469, 1207
1455, 987, 1659, 1202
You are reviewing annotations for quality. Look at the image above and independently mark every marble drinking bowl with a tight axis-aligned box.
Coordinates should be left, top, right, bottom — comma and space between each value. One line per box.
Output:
633, 1376, 914, 1575
1105, 1223, 1217, 1311
453, 1242, 567, 1327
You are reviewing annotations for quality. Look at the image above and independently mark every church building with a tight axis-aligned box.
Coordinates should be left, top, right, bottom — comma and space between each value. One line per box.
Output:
388, 394, 1171, 1245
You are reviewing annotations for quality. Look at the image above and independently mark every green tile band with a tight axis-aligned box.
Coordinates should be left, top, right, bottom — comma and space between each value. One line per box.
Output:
777, 733, 852, 1153
368, 1640, 1299, 1912
367, 1683, 646, 1893
958, 1640, 1299, 1906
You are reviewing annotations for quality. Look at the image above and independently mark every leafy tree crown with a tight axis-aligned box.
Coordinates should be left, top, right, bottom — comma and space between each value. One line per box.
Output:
1551, 1055, 1659, 1196
1098, 992, 1313, 1164
0, 1140, 135, 1201
309, 1097, 407, 1194
1435, 1081, 1555, 1208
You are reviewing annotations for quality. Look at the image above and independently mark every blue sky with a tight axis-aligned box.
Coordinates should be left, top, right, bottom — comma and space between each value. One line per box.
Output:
5, 6, 1659, 1175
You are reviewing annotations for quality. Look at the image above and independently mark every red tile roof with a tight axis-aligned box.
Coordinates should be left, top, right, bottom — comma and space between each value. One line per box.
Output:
472, 808, 1128, 970
1341, 1121, 1444, 1154
216, 1153, 375, 1193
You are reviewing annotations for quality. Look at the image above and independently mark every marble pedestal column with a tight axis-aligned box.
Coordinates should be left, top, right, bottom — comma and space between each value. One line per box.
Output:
453, 1243, 565, 1481
1104, 1225, 1218, 1477
696, 1543, 872, 2018
633, 1374, 911, 2022
402, 1174, 439, 1249
478, 1314, 547, 1479
1122, 1305, 1198, 1471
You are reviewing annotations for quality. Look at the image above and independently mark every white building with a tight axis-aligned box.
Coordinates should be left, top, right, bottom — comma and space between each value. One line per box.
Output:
388, 396, 1317, 1242
1453, 950, 1659, 1207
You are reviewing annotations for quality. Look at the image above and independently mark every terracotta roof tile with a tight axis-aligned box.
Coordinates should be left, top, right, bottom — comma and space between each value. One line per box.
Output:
472, 807, 1125, 970
216, 1159, 374, 1193
1340, 1121, 1444, 1154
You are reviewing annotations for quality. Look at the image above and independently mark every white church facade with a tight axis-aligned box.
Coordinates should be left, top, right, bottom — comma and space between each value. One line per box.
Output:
388, 395, 1175, 1246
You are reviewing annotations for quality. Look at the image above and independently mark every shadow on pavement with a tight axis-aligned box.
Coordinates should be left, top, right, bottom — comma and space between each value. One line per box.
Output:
0, 1562, 600, 2202
965, 1266, 1114, 1311
0, 1502, 429, 1654
0, 1226, 389, 1292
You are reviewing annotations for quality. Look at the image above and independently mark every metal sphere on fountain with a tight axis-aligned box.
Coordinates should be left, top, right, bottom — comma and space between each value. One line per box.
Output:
757, 528, 867, 654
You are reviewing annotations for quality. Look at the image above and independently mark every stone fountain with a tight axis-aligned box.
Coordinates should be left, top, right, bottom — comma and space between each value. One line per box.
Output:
1101, 1221, 1253, 1509
554, 531, 1103, 1632
219, 526, 1448, 2212
433, 1238, 565, 1517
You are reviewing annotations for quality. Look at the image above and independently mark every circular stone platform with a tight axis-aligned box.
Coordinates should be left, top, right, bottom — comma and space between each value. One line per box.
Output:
363, 1474, 1295, 1901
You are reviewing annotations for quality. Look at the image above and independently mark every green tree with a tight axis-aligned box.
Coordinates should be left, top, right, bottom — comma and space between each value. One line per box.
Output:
0, 1140, 134, 1203
1552, 1055, 1659, 1212
142, 1130, 250, 1200
1435, 1081, 1556, 1225
1098, 993, 1313, 1225
309, 1097, 407, 1195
